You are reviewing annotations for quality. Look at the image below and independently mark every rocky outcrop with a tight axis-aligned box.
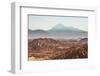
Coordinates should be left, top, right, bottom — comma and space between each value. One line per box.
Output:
28, 38, 88, 60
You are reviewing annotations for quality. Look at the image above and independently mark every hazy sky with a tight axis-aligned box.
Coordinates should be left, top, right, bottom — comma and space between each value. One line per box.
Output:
28, 15, 88, 31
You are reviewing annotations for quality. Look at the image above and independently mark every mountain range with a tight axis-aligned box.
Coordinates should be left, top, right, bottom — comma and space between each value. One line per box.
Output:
28, 24, 87, 39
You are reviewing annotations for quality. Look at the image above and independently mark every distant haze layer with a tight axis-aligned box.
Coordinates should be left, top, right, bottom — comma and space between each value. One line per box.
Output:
28, 24, 88, 39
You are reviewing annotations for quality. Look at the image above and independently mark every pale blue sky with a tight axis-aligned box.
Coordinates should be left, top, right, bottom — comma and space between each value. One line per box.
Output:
28, 15, 88, 31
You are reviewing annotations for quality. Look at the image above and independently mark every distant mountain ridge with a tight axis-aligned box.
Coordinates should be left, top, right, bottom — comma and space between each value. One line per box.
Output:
29, 29, 47, 33
28, 24, 87, 39
48, 24, 86, 33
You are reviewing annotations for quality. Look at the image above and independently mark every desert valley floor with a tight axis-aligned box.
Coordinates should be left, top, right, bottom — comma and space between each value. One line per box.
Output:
28, 38, 88, 61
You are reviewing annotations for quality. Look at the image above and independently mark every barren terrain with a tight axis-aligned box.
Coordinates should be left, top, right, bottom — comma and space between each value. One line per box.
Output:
28, 38, 88, 61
